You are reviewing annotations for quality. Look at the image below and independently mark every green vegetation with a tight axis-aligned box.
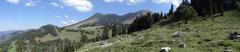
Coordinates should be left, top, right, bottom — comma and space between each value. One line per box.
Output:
35, 31, 80, 42
174, 4, 198, 23
8, 41, 17, 52
1, 0, 240, 52
85, 11, 240, 52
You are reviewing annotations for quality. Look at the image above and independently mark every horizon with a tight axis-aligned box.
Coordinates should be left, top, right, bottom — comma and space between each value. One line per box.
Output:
0, 0, 184, 31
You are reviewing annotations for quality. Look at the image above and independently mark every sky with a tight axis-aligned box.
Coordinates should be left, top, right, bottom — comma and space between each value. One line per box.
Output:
0, 0, 183, 31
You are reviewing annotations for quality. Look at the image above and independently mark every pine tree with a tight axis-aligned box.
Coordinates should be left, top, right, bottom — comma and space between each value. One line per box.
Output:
182, 0, 190, 5
152, 13, 160, 23
169, 4, 174, 15
102, 27, 109, 40
111, 23, 118, 37
218, 0, 225, 16
80, 33, 88, 42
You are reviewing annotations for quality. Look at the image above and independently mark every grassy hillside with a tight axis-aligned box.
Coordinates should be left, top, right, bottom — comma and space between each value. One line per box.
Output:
0, 25, 106, 52
78, 11, 240, 52
1, 11, 240, 52
35, 26, 105, 42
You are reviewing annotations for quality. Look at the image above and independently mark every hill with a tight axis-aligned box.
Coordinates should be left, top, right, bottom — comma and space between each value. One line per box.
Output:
76, 11, 240, 52
0, 30, 22, 43
67, 10, 151, 28
1, 10, 240, 52
1, 0, 239, 52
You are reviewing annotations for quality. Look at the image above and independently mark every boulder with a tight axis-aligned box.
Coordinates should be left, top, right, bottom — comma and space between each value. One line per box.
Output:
160, 47, 171, 52
229, 32, 240, 40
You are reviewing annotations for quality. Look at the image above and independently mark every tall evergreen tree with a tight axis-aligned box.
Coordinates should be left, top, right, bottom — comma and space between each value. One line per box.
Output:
80, 33, 88, 42
111, 23, 118, 37
152, 13, 160, 23
102, 27, 109, 40
127, 12, 154, 34
191, 0, 226, 16
169, 4, 174, 15
182, 0, 190, 5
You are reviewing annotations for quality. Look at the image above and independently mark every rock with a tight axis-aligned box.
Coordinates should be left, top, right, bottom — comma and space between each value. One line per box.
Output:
224, 47, 233, 52
178, 42, 187, 48
229, 32, 240, 40
160, 47, 171, 52
172, 31, 181, 38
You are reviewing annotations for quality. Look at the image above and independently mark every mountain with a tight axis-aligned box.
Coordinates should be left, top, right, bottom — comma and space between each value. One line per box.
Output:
0, 30, 22, 43
76, 11, 240, 52
67, 10, 151, 28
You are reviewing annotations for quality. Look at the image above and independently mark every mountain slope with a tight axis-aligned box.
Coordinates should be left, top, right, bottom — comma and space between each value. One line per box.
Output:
67, 10, 151, 28
77, 11, 240, 52
0, 30, 22, 43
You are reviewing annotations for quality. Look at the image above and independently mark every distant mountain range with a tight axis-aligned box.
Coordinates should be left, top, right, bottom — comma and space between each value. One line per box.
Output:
0, 30, 22, 43
0, 10, 151, 43
67, 10, 151, 28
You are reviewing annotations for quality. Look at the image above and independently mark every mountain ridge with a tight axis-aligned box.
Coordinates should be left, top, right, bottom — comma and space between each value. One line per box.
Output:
0, 30, 22, 43
66, 10, 152, 28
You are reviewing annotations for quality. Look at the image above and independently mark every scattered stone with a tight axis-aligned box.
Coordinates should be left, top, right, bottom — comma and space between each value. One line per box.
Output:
223, 47, 233, 52
160, 47, 171, 52
172, 39, 176, 42
178, 42, 187, 48
229, 32, 240, 40
172, 31, 182, 38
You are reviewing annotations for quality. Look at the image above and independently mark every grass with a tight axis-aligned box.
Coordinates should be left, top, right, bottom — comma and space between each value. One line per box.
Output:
82, 11, 240, 52
35, 31, 80, 42
35, 26, 104, 42
8, 40, 17, 52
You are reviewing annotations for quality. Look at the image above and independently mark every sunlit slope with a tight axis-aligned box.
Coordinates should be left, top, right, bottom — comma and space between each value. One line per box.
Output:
83, 11, 240, 52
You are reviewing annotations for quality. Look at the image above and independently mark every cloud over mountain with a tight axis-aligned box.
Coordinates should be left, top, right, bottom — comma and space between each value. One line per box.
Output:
62, 0, 93, 12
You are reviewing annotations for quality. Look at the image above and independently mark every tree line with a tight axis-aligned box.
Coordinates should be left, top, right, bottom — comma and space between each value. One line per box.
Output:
128, 0, 240, 34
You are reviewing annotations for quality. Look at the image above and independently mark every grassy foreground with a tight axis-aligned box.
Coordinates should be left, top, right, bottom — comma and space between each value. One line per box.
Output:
79, 11, 240, 52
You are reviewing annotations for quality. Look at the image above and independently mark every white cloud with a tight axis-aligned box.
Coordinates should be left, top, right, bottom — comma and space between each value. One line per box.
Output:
60, 20, 68, 25
55, 16, 62, 18
152, 0, 182, 7
64, 15, 69, 18
6, 0, 20, 4
103, 0, 145, 5
104, 0, 124, 3
25, 3, 35, 6
70, 20, 78, 23
103, 0, 182, 6
54, 15, 70, 19
152, 0, 170, 3
62, 0, 93, 12
60, 20, 78, 25
50, 2, 64, 9
55, 15, 78, 25
127, 0, 145, 5
24, 0, 36, 7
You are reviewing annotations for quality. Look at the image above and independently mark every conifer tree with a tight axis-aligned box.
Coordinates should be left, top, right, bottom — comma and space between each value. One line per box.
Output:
168, 4, 174, 15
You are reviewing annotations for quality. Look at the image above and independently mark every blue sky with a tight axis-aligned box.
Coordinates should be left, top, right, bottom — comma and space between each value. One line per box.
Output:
0, 0, 183, 31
